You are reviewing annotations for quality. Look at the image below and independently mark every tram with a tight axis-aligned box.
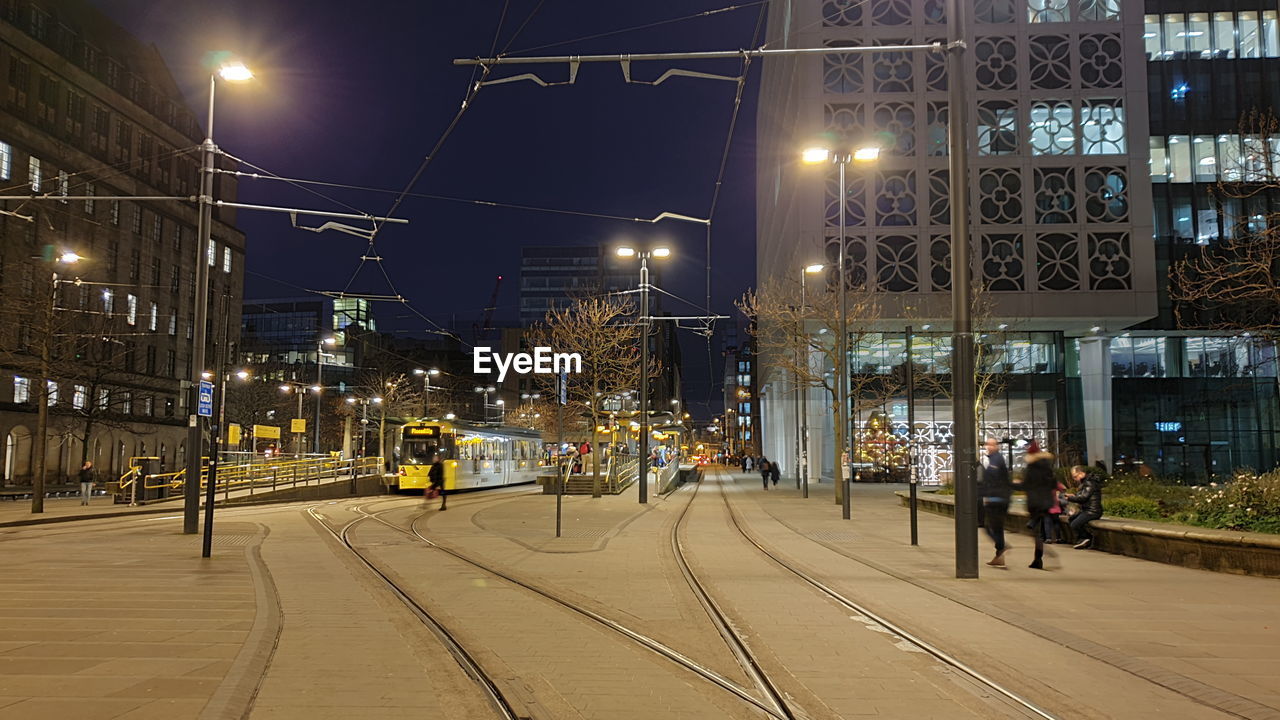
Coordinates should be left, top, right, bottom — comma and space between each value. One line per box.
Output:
394, 419, 545, 492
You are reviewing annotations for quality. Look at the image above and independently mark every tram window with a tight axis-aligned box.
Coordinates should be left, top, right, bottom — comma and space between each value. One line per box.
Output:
402, 440, 440, 465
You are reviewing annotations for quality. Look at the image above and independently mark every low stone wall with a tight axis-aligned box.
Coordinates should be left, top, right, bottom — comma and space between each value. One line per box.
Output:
897, 490, 1280, 579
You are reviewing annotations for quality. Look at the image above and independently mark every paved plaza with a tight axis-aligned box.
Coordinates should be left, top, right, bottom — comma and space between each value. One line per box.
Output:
0, 469, 1276, 719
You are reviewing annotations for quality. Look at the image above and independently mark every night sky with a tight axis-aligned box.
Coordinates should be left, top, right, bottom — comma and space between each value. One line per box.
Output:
86, 0, 766, 418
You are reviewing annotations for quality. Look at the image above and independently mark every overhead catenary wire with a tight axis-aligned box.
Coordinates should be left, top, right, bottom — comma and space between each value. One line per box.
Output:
506, 1, 768, 56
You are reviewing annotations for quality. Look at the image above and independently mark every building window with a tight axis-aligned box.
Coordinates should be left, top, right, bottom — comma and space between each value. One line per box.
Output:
28, 156, 41, 191
168, 313, 176, 335
223, 246, 232, 274
207, 239, 217, 266
152, 214, 162, 241
149, 302, 158, 331
102, 288, 114, 314
1147, 11, 1280, 60
120, 392, 131, 415
131, 205, 143, 234
0, 140, 10, 180
58, 170, 68, 202
126, 294, 137, 325
73, 385, 87, 409
1081, 100, 1125, 155
84, 182, 95, 214
46, 380, 58, 405
142, 396, 153, 416
977, 101, 1018, 156
110, 199, 120, 226
97, 388, 109, 410
13, 377, 30, 403
1028, 0, 1069, 23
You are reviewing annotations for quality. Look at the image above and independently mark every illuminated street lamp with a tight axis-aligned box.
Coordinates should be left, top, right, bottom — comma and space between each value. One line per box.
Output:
413, 367, 439, 416
186, 57, 254, 536
801, 143, 880, 520
796, 261, 824, 499
28, 250, 84, 513
615, 245, 671, 504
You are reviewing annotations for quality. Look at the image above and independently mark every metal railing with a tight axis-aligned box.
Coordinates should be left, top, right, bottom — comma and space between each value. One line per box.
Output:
113, 455, 383, 504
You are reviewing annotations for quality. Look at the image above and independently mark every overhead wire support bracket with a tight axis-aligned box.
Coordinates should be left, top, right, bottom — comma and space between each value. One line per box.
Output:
454, 41, 944, 70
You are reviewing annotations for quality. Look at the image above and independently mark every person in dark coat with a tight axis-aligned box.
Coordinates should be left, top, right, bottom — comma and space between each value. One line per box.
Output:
979, 438, 1012, 566
427, 452, 447, 511
769, 460, 781, 486
759, 458, 771, 490
1067, 465, 1104, 549
1021, 441, 1057, 570
78, 460, 94, 506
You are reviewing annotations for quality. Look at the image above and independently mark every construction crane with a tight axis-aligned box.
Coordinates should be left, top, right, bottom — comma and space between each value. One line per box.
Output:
473, 275, 503, 347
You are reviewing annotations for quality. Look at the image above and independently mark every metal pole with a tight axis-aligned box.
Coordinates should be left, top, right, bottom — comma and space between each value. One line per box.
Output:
202, 373, 224, 558
948, 0, 978, 578
360, 402, 368, 458
837, 159, 851, 521
185, 73, 216, 534
313, 343, 323, 455
794, 269, 802, 491
800, 273, 810, 499
639, 254, 650, 504
453, 43, 942, 66
906, 325, 918, 545
423, 373, 430, 417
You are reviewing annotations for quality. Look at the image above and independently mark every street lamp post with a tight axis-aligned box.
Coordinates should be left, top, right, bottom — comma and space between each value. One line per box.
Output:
803, 145, 879, 520
414, 368, 439, 417
346, 396, 382, 460
616, 245, 670, 504
798, 262, 824, 499
947, 0, 979, 578
474, 385, 495, 422
185, 61, 253, 534
30, 251, 82, 513
279, 382, 306, 455
313, 337, 336, 455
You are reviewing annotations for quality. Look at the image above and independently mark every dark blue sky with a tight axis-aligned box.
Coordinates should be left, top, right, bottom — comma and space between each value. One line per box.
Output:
90, 1, 765, 416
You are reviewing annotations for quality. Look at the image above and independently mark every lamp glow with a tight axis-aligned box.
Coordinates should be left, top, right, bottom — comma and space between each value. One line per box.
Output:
804, 263, 825, 274
652, 247, 671, 258
616, 247, 636, 257
801, 147, 831, 164
854, 146, 881, 162
218, 62, 254, 82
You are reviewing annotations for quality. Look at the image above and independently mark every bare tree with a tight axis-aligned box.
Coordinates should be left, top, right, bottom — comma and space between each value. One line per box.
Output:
351, 370, 422, 463
739, 277, 891, 505
1170, 112, 1280, 338
526, 296, 643, 498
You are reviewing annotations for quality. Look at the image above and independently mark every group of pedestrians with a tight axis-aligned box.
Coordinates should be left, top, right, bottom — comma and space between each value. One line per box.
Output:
981, 438, 1106, 570
735, 455, 781, 489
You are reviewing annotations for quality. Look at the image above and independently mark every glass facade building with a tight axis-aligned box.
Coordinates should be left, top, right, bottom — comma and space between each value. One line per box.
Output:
755, 0, 1280, 482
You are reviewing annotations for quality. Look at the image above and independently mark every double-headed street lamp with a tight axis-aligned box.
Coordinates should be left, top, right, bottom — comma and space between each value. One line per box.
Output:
802, 144, 880, 521
474, 385, 496, 422
796, 262, 824, 499
413, 367, 439, 416
345, 395, 382, 459
278, 381, 310, 456
616, 245, 671, 504
313, 337, 336, 454
184, 60, 254, 535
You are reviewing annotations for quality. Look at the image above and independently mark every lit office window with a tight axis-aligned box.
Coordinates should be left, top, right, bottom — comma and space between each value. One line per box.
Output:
13, 377, 30, 403
1149, 137, 1168, 182
207, 239, 217, 266
1144, 15, 1162, 58
223, 246, 231, 274
1028, 0, 1068, 23
1192, 136, 1217, 182
97, 388, 110, 409
149, 302, 158, 331
0, 141, 11, 180
1164, 14, 1187, 56
126, 294, 137, 325
1240, 11, 1261, 58
29, 156, 41, 191
102, 288, 114, 314
1082, 100, 1126, 155
47, 380, 58, 405
1214, 12, 1236, 58
73, 385, 87, 409
1265, 11, 1280, 57
1167, 135, 1192, 182
58, 170, 68, 202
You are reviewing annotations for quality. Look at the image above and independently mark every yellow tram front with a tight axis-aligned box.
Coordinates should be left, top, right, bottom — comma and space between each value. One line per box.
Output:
397, 422, 457, 491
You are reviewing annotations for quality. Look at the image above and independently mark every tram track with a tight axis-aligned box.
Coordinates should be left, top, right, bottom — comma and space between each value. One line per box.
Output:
707, 467, 1059, 720
307, 502, 524, 720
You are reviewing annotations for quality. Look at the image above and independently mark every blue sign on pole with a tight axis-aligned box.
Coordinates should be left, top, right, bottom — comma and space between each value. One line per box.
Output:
559, 371, 567, 406
197, 380, 214, 418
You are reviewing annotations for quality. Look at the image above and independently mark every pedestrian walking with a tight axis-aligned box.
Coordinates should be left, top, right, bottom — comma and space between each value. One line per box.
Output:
979, 438, 1012, 567
769, 460, 780, 486
759, 458, 771, 490
1022, 441, 1057, 570
78, 460, 94, 506
427, 452, 447, 511
1067, 465, 1104, 549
